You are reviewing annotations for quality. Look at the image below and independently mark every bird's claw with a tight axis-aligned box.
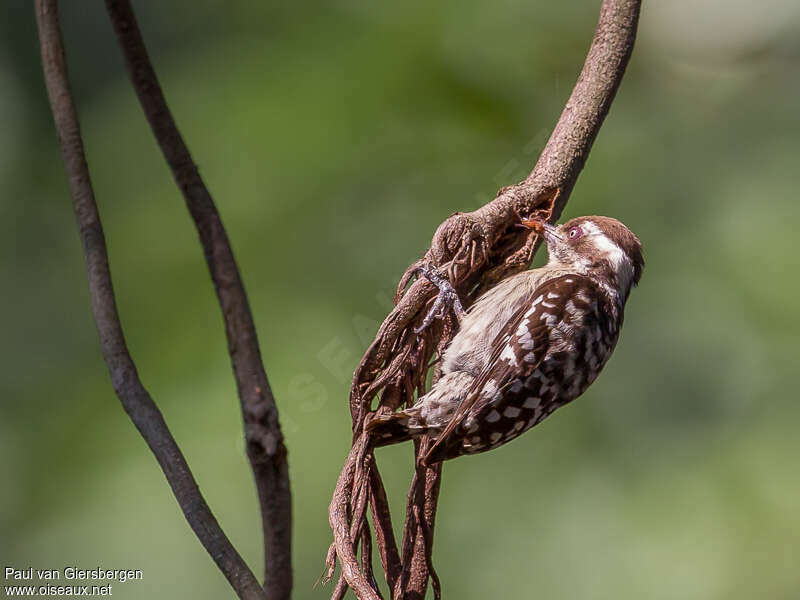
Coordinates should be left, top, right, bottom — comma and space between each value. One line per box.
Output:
414, 263, 464, 334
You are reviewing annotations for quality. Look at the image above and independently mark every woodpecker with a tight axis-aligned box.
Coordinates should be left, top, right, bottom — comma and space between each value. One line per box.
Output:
368, 215, 644, 463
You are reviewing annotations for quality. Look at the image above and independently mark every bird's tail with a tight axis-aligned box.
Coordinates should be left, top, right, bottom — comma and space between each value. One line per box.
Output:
366, 412, 415, 446
366, 371, 473, 448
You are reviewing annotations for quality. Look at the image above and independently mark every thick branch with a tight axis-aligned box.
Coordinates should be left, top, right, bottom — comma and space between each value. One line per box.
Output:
103, 2, 292, 597
359, 0, 641, 391
526, 0, 640, 196
34, 2, 265, 599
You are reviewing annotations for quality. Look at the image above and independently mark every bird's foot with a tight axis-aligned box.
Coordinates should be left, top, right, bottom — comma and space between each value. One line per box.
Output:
414, 263, 464, 334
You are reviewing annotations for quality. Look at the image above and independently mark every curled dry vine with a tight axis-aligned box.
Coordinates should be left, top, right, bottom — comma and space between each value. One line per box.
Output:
326, 1, 641, 598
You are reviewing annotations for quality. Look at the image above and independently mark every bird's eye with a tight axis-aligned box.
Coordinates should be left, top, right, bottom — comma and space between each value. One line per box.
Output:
568, 226, 583, 240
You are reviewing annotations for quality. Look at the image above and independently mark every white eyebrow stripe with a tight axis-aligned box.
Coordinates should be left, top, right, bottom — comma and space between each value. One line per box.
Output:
581, 220, 634, 294
593, 234, 625, 264
580, 221, 602, 236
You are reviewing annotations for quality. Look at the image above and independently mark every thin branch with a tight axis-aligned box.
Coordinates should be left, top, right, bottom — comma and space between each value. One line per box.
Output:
368, 466, 402, 591
401, 443, 442, 600
102, 2, 292, 597
329, 436, 382, 600
328, 0, 641, 597
34, 2, 265, 599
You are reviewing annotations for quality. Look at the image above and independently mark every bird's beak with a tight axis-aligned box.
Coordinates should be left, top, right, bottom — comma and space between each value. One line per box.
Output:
520, 218, 560, 244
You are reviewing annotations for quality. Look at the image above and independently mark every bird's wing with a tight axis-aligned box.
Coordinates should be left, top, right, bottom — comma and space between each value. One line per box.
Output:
423, 274, 599, 463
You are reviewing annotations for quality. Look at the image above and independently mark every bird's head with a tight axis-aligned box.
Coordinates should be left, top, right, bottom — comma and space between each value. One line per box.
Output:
522, 215, 644, 297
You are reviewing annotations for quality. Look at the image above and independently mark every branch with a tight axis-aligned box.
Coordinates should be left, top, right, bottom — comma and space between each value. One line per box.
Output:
34, 2, 265, 599
329, 436, 382, 600
328, 0, 641, 597
102, 2, 292, 597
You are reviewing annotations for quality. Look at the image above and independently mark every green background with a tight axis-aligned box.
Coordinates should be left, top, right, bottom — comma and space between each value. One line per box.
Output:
2, 1, 799, 598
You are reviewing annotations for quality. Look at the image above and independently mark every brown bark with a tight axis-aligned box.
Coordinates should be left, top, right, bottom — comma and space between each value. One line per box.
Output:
327, 0, 641, 598
101, 2, 292, 598
34, 2, 267, 599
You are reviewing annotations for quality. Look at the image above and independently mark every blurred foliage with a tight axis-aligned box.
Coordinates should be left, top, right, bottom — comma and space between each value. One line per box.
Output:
2, 1, 800, 598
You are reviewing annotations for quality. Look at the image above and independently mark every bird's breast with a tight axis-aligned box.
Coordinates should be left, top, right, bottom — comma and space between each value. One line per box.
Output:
441, 268, 576, 375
